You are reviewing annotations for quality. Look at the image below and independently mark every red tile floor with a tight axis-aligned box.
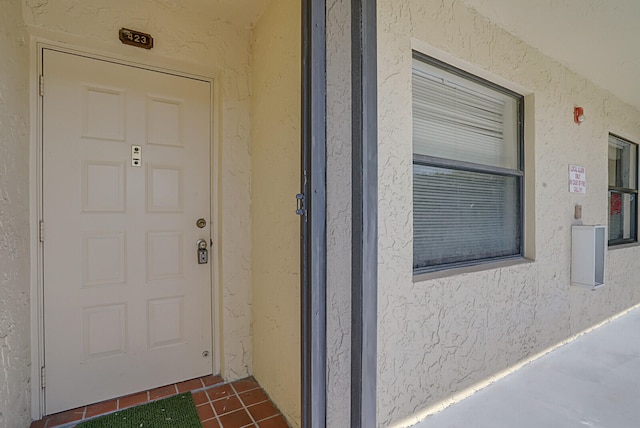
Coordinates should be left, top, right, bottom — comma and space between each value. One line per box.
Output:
30, 375, 290, 428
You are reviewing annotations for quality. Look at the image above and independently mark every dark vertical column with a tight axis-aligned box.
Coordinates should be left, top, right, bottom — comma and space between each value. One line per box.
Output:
301, 0, 327, 427
351, 0, 378, 427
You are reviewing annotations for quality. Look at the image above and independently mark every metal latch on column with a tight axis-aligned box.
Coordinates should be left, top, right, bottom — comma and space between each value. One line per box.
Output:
296, 194, 306, 216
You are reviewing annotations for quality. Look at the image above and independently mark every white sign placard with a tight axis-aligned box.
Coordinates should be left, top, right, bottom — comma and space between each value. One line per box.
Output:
569, 164, 586, 193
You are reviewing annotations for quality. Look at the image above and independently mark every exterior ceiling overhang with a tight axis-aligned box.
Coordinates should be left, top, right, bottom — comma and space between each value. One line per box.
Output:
462, 0, 640, 111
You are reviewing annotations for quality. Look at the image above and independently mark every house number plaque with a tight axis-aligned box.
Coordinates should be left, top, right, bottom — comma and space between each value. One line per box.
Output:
119, 28, 154, 49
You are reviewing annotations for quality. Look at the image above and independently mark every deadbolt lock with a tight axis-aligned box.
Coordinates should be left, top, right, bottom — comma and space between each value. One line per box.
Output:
196, 218, 207, 228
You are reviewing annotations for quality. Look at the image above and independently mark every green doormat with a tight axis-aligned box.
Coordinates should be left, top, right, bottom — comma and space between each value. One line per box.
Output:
77, 393, 201, 428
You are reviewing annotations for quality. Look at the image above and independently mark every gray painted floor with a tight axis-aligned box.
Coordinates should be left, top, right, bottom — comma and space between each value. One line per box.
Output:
414, 307, 640, 428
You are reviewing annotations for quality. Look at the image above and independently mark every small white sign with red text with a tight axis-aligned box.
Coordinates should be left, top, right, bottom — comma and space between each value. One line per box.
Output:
569, 164, 586, 193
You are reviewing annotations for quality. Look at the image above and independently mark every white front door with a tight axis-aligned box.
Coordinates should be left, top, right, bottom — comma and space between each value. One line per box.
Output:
42, 49, 213, 414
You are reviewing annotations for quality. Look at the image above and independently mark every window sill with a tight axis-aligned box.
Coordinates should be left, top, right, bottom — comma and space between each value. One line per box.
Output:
413, 257, 533, 283
608, 241, 640, 251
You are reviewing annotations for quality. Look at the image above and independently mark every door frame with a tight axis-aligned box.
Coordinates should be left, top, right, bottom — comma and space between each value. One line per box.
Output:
301, 0, 379, 425
301, 0, 327, 426
350, 0, 378, 426
29, 41, 221, 419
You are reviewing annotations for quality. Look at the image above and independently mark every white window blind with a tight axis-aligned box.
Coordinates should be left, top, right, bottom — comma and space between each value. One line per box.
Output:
412, 55, 523, 272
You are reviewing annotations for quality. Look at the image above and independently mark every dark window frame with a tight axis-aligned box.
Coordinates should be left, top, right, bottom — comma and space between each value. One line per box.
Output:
608, 133, 638, 247
412, 51, 525, 274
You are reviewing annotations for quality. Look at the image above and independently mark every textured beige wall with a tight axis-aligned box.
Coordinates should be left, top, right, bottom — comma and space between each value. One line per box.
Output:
22, 0, 254, 381
325, 0, 353, 426
0, 0, 31, 426
250, 0, 301, 425
377, 0, 640, 426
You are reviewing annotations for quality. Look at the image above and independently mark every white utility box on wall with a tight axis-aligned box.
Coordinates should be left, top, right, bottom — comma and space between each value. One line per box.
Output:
571, 225, 606, 289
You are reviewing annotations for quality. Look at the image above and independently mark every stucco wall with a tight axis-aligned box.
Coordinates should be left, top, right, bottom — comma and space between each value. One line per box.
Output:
377, 0, 640, 426
325, 0, 353, 426
250, 0, 301, 425
0, 0, 31, 426
22, 0, 254, 381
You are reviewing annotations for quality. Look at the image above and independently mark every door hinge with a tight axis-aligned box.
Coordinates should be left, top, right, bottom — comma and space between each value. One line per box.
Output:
39, 75, 44, 97
41, 366, 46, 389
296, 193, 306, 216
39, 220, 44, 242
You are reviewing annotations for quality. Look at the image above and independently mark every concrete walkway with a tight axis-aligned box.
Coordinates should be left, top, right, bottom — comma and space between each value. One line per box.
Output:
414, 306, 640, 428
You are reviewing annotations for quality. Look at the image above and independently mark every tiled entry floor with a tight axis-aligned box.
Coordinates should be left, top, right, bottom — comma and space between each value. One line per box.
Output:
31, 375, 290, 428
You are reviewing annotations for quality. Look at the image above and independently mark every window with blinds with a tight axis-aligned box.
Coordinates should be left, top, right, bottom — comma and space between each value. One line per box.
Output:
608, 134, 638, 245
412, 53, 524, 274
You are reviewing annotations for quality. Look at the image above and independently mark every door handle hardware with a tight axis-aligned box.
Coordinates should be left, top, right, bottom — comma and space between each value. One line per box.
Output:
196, 239, 208, 264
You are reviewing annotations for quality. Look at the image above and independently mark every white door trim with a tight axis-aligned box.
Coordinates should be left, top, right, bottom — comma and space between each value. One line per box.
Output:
29, 40, 221, 420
